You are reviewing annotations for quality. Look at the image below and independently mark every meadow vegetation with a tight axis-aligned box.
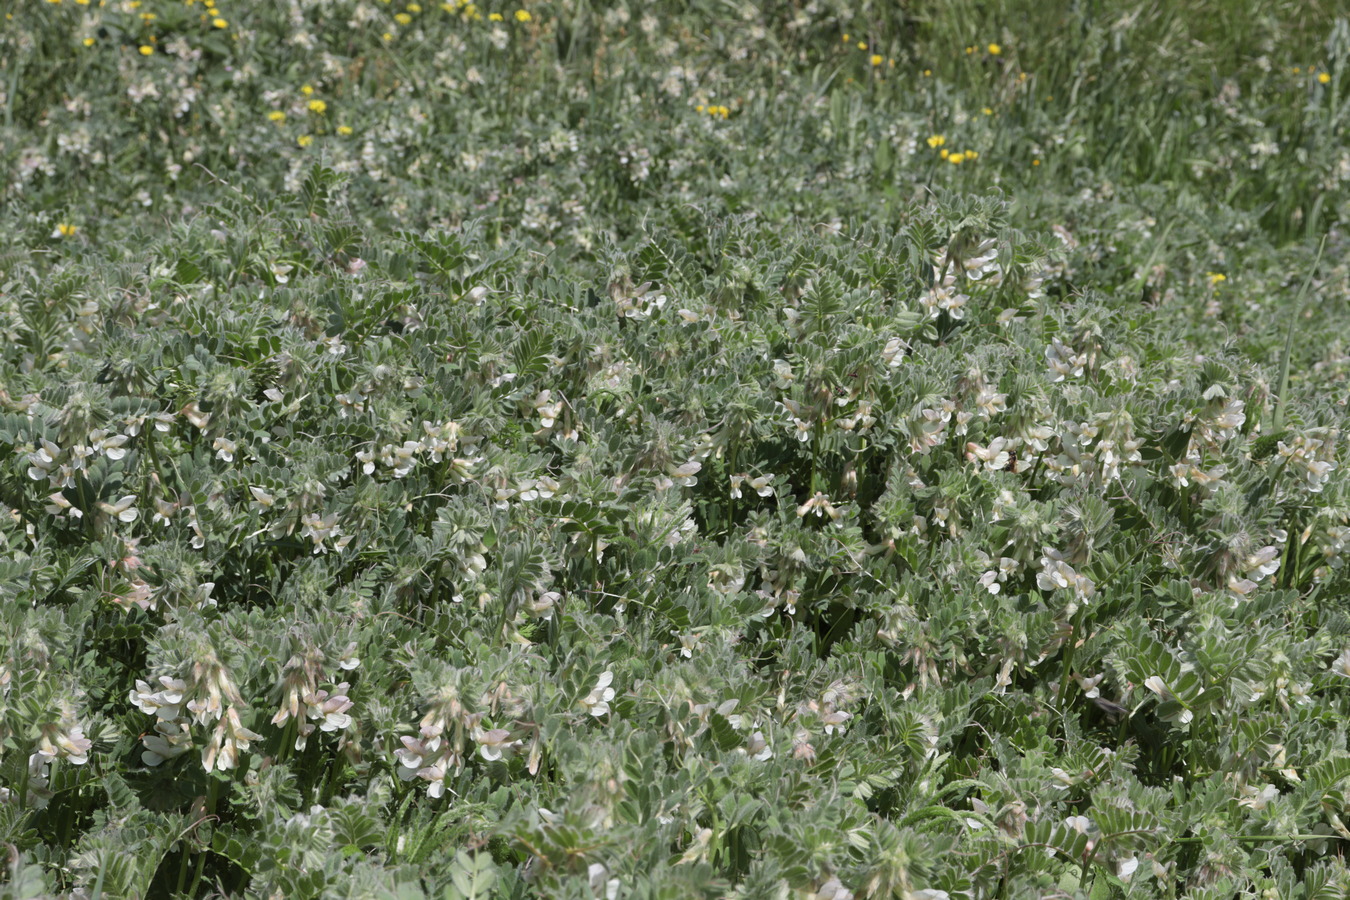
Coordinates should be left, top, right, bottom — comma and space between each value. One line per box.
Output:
2, 0, 1349, 897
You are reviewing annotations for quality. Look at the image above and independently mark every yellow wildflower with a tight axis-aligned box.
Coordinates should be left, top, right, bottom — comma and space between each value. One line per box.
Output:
1032, 159, 1041, 166
138, 45, 154, 55
926, 135, 946, 148
1318, 72, 1331, 84
395, 12, 412, 24
515, 9, 531, 21
489, 11, 503, 20
948, 153, 966, 164
965, 46, 975, 55
870, 54, 883, 67
857, 41, 867, 51
297, 135, 314, 147
268, 110, 287, 122
408, 2, 422, 10
383, 31, 394, 40
1207, 272, 1227, 285
301, 84, 314, 96
987, 43, 1001, 55
212, 17, 227, 28
308, 99, 327, 114
337, 125, 354, 136
83, 37, 96, 46
982, 107, 993, 115
939, 148, 949, 159
54, 224, 79, 238
923, 68, 932, 77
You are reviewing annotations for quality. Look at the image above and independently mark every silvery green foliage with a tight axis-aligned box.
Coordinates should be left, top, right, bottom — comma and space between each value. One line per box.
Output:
0, 168, 1346, 898
1, 1, 1350, 897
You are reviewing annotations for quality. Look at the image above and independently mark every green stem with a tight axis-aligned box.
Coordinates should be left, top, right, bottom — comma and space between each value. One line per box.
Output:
186, 777, 222, 898
1272, 236, 1326, 435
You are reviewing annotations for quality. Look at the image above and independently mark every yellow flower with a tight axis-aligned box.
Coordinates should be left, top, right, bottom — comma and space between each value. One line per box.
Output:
212, 17, 227, 28
965, 149, 979, 160
54, 223, 78, 237
695, 104, 705, 113
1207, 272, 1227, 285
1292, 66, 1301, 74
268, 110, 287, 122
856, 41, 867, 50
138, 45, 154, 55
301, 84, 314, 96
948, 153, 966, 164
842, 34, 849, 43
870, 54, 883, 67
383, 31, 394, 40
515, 9, 531, 21
987, 43, 1001, 55
308, 99, 327, 114
1032, 159, 1041, 166
489, 11, 503, 20
939, 148, 949, 159
337, 125, 354, 136
965, 46, 975, 55
395, 12, 411, 23
923, 68, 932, 77
926, 135, 946, 148
407, 2, 422, 10
83, 37, 95, 46
1318, 72, 1331, 84
982, 107, 993, 115
297, 135, 314, 147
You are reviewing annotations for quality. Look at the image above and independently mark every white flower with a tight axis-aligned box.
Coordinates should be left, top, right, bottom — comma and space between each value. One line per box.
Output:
746, 731, 773, 761
337, 642, 361, 670
579, 671, 616, 717
97, 495, 139, 523
473, 727, 516, 761
797, 492, 840, 520
821, 710, 851, 735
1237, 783, 1279, 811
965, 437, 1012, 471
213, 437, 237, 462
131, 677, 187, 718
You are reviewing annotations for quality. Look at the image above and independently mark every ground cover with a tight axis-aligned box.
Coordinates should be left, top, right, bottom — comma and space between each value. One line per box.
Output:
2, 1, 1349, 897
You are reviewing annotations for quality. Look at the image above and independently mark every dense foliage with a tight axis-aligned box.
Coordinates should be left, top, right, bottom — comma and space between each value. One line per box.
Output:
2, 1, 1349, 898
